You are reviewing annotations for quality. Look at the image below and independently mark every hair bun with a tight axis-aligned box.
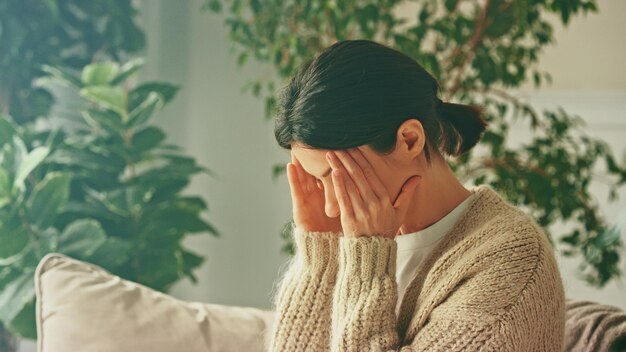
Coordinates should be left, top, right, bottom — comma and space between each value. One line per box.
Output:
435, 97, 444, 109
435, 99, 488, 157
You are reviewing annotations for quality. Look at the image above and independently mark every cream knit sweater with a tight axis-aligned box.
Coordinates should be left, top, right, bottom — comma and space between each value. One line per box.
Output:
268, 184, 565, 351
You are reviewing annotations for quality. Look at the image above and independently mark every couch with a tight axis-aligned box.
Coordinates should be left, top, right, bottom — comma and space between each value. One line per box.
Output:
35, 253, 626, 351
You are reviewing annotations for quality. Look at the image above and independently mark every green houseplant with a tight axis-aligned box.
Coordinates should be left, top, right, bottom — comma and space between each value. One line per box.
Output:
0, 1, 148, 345
203, 0, 626, 287
0, 0, 145, 125
0, 59, 219, 341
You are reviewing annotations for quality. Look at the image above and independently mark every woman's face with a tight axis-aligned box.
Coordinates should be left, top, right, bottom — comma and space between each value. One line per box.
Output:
290, 136, 425, 219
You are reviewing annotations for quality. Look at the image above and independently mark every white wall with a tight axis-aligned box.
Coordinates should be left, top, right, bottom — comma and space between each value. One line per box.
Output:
137, 0, 289, 309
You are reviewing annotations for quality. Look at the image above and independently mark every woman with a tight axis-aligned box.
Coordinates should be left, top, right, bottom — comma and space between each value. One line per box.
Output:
268, 39, 565, 351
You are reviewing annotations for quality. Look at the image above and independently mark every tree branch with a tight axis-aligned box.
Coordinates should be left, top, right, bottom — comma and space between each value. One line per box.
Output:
445, 0, 492, 99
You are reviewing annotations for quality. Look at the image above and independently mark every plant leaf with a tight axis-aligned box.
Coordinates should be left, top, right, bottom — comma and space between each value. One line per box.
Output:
127, 92, 162, 128
79, 86, 127, 122
128, 82, 179, 109
181, 249, 205, 284
0, 223, 29, 260
0, 115, 18, 146
110, 57, 145, 85
86, 236, 133, 272
7, 297, 36, 339
57, 219, 107, 260
38, 64, 83, 89
132, 126, 166, 153
25, 172, 71, 230
81, 62, 121, 86
0, 168, 11, 208
0, 271, 35, 324
13, 146, 50, 190
81, 108, 125, 136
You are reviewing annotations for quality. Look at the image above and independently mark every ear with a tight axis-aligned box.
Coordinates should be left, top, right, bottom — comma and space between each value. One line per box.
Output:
395, 119, 426, 159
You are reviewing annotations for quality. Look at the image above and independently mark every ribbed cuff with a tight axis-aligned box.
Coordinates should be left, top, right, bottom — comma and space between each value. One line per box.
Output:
292, 226, 340, 274
338, 235, 397, 279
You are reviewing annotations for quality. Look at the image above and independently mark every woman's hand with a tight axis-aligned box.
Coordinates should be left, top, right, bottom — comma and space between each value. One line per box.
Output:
326, 148, 421, 238
286, 152, 343, 233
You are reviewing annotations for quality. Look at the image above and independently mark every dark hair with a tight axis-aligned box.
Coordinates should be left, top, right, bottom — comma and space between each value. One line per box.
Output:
274, 39, 488, 165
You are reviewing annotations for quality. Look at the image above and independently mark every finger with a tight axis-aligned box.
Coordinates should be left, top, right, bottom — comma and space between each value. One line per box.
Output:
337, 166, 369, 223
292, 152, 317, 193
347, 148, 388, 201
331, 169, 355, 224
327, 151, 365, 215
332, 150, 378, 203
296, 151, 319, 192
286, 162, 304, 205
393, 175, 421, 219
299, 163, 318, 193
291, 152, 306, 188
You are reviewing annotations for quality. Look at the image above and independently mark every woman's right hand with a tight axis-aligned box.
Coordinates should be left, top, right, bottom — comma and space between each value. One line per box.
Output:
286, 152, 343, 234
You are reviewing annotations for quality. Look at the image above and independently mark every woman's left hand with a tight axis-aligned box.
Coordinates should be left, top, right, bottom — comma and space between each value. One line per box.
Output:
326, 148, 422, 238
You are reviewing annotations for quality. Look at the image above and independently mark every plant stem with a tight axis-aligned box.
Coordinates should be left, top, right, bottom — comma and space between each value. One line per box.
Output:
446, 0, 492, 99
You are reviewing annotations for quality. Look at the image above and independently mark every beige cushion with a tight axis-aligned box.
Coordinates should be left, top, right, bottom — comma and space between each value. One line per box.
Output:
35, 253, 276, 352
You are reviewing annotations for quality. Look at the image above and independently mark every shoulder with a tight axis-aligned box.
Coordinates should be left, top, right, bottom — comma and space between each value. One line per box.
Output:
471, 202, 566, 348
434, 198, 564, 319
412, 187, 566, 348
464, 188, 554, 267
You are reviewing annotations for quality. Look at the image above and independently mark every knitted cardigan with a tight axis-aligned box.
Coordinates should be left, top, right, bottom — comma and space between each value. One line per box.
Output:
268, 184, 565, 351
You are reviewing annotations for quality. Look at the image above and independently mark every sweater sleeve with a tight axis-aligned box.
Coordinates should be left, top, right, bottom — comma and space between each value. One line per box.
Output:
268, 231, 406, 352
330, 235, 402, 351
268, 226, 341, 351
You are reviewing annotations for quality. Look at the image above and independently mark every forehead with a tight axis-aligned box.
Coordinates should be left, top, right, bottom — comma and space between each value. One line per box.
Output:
290, 146, 328, 175
290, 144, 375, 176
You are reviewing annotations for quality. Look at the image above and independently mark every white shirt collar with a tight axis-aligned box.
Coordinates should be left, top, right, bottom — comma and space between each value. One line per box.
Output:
395, 193, 476, 251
